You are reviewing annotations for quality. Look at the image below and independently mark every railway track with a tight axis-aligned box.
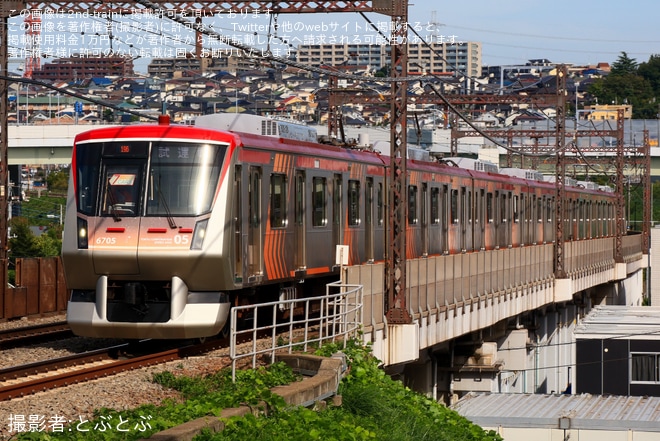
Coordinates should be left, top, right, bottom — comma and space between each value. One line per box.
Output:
0, 338, 227, 401
0, 321, 73, 349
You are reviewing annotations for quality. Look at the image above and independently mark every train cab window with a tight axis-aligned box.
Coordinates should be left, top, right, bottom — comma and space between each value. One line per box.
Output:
103, 169, 139, 216
269, 173, 287, 228
431, 187, 440, 224
408, 185, 418, 225
147, 141, 225, 216
312, 177, 326, 227
348, 180, 360, 226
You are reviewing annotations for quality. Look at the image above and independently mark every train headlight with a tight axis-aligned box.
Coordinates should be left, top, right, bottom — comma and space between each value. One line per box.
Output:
77, 217, 88, 249
191, 219, 208, 250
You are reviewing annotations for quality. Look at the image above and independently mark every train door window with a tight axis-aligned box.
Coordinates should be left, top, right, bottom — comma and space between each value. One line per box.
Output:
451, 188, 459, 224
366, 178, 374, 261
248, 167, 262, 276
513, 195, 519, 223
333, 174, 342, 247
366, 178, 374, 227
269, 173, 287, 228
348, 180, 360, 226
312, 177, 327, 227
474, 190, 480, 227
422, 183, 428, 256
431, 187, 440, 225
249, 168, 261, 228
500, 192, 507, 224
295, 171, 306, 269
295, 172, 305, 226
377, 182, 384, 226
487, 192, 493, 223
442, 185, 449, 252
466, 188, 472, 225
408, 185, 418, 225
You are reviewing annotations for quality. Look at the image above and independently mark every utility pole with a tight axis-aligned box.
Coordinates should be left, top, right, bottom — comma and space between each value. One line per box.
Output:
0, 4, 20, 267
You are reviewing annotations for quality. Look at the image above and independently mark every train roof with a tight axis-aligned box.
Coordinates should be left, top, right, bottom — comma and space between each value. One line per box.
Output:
74, 120, 242, 145
71, 116, 615, 196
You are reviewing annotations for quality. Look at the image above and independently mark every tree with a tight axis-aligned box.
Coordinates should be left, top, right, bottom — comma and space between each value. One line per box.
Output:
638, 54, 660, 98
34, 225, 62, 257
587, 52, 656, 118
610, 51, 638, 76
8, 217, 39, 263
46, 169, 69, 193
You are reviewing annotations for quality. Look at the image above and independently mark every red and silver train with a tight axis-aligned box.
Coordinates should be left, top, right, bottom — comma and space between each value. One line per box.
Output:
63, 114, 618, 339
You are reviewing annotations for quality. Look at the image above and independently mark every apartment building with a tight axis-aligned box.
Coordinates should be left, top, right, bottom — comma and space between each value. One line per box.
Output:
32, 55, 134, 81
295, 42, 482, 77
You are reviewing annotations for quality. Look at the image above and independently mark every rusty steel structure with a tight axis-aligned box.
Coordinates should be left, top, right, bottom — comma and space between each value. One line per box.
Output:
2, 0, 413, 323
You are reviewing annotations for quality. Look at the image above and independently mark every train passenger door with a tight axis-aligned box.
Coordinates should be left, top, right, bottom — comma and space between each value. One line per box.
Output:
247, 167, 263, 281
233, 165, 243, 283
295, 171, 306, 270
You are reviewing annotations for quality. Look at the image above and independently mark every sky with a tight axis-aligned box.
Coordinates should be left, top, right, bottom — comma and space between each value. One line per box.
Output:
407, 0, 660, 67
6, 0, 660, 74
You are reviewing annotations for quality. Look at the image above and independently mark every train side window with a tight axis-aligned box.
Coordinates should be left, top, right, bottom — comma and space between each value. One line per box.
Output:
487, 192, 493, 223
312, 177, 326, 227
431, 187, 440, 224
348, 180, 360, 226
269, 173, 287, 228
408, 185, 418, 225
451, 189, 459, 224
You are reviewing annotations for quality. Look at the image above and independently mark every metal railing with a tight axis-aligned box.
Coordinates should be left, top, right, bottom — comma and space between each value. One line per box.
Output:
230, 281, 363, 380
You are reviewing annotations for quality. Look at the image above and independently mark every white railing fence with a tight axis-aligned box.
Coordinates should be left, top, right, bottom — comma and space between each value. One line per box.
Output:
230, 281, 363, 380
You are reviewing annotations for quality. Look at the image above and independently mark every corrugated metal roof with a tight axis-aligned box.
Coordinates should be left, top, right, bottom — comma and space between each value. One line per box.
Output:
574, 305, 660, 340
451, 392, 660, 431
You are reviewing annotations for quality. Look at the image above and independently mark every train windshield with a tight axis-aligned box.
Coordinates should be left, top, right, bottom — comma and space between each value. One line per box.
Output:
75, 140, 226, 217
147, 141, 225, 216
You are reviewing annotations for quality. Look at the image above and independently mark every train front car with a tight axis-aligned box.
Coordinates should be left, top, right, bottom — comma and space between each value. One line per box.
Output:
63, 120, 238, 339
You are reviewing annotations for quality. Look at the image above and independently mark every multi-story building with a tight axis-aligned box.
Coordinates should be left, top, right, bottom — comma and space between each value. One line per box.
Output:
31, 55, 134, 81
147, 55, 257, 78
295, 42, 482, 78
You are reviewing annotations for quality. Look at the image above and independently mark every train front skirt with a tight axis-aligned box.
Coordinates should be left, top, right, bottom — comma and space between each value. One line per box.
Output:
67, 275, 231, 339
